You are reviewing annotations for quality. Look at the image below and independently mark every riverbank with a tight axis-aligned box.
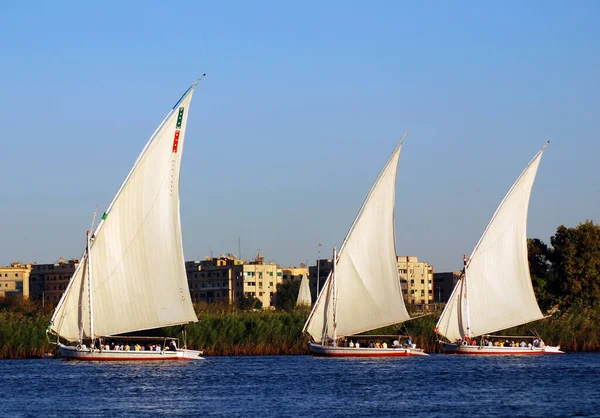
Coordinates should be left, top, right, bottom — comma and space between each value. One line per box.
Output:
1, 303, 598, 359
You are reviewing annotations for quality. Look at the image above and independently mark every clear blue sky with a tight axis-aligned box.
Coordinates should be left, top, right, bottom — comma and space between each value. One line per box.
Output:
1, 1, 598, 271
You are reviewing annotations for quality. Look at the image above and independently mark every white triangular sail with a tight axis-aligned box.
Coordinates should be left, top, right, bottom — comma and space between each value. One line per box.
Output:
436, 144, 548, 342
296, 274, 312, 306
303, 132, 411, 343
50, 82, 200, 342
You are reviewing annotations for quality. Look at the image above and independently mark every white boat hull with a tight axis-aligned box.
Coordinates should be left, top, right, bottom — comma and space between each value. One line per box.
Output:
58, 344, 204, 361
442, 343, 563, 355
309, 342, 428, 357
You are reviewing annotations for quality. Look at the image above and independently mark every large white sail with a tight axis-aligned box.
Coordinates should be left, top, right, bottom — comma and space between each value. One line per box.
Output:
303, 132, 411, 343
50, 83, 200, 342
296, 274, 312, 306
436, 144, 548, 342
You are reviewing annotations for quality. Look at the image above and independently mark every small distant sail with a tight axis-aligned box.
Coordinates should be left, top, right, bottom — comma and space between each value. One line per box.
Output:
296, 274, 312, 306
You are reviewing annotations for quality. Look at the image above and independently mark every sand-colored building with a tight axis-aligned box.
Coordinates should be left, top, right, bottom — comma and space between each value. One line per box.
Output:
0, 262, 32, 299
186, 252, 284, 309
397, 256, 434, 305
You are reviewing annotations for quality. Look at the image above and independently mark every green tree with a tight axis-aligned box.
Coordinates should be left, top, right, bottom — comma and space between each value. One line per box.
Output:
236, 294, 263, 310
527, 238, 556, 310
550, 221, 600, 307
274, 280, 301, 311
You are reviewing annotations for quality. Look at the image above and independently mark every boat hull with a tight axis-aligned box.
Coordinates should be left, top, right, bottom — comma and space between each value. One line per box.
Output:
58, 344, 204, 361
441, 343, 563, 355
309, 343, 428, 357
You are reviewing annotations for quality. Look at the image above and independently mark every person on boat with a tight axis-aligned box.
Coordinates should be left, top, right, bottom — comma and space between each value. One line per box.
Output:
375, 342, 381, 348
406, 337, 412, 347
349, 340, 355, 348
488, 340, 493, 347
393, 339, 400, 347
533, 338, 540, 347
382, 341, 388, 349
355, 342, 360, 348
539, 339, 545, 348
169, 340, 177, 351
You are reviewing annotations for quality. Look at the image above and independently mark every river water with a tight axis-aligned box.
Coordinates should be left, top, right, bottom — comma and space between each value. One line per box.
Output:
2, 353, 599, 417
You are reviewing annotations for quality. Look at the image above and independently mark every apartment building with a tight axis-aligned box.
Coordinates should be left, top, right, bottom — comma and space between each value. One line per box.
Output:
186, 252, 284, 309
397, 256, 434, 305
308, 258, 333, 298
433, 271, 462, 303
0, 262, 32, 299
29, 258, 79, 303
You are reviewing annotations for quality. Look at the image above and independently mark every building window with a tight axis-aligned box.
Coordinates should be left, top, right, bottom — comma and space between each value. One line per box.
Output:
277, 272, 282, 277
421, 279, 424, 284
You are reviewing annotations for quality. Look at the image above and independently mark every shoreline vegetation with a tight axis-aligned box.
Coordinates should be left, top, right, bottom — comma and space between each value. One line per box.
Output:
1, 221, 598, 359
1, 299, 599, 359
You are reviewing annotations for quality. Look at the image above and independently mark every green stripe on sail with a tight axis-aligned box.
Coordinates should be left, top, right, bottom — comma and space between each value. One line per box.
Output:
176, 107, 185, 129
102, 212, 107, 221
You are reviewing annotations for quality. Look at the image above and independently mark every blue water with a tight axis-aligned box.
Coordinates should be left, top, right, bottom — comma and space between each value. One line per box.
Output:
2, 354, 599, 417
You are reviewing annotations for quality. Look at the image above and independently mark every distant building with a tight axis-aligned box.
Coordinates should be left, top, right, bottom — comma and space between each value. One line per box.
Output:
186, 252, 284, 309
0, 262, 32, 299
433, 271, 462, 303
29, 258, 79, 303
308, 259, 333, 298
186, 255, 241, 305
397, 256, 434, 305
280, 266, 308, 283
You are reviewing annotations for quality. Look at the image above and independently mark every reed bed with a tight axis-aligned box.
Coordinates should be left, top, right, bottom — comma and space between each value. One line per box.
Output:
1, 303, 598, 359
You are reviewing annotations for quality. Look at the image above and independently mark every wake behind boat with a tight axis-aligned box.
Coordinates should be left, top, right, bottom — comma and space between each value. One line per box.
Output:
47, 79, 206, 361
303, 131, 427, 358
435, 142, 563, 355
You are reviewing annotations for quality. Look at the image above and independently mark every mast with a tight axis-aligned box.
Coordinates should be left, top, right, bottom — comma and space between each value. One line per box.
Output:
316, 243, 321, 296
87, 207, 98, 349
463, 254, 470, 340
332, 247, 338, 344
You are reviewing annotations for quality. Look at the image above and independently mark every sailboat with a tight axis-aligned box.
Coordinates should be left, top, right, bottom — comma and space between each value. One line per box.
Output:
303, 131, 427, 357
435, 142, 563, 355
46, 79, 206, 361
296, 273, 312, 307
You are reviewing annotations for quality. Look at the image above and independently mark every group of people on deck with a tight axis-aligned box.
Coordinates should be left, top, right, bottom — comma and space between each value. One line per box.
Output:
335, 337, 414, 349
95, 340, 178, 352
461, 336, 546, 348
